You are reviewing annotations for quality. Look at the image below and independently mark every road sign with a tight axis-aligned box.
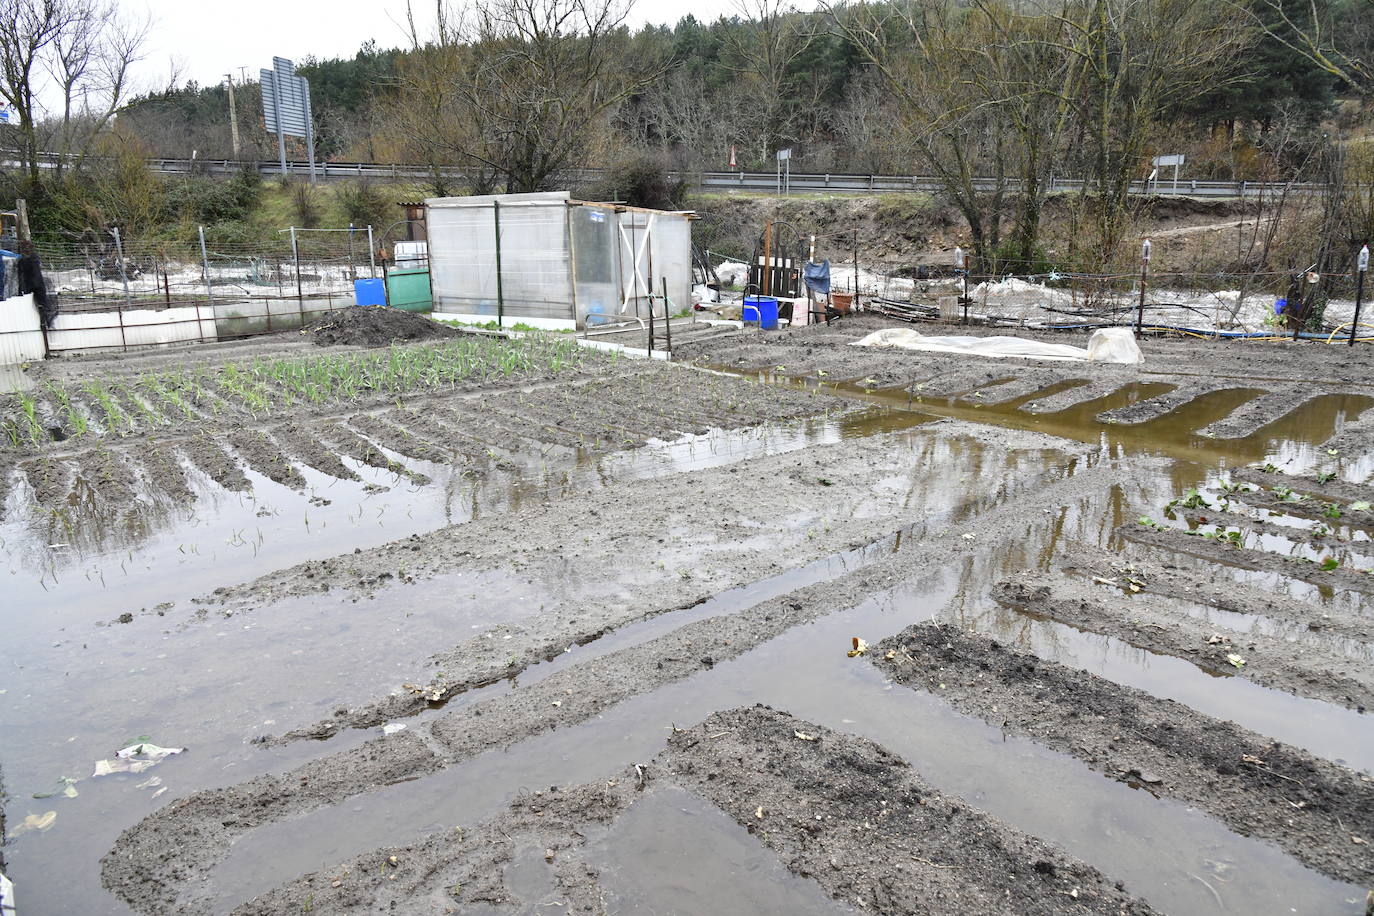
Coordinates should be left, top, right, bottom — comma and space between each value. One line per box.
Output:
0, 105, 14, 125
260, 57, 316, 183
1152, 154, 1185, 167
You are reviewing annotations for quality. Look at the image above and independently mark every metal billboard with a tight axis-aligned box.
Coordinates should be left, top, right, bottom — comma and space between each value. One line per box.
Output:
259, 56, 316, 182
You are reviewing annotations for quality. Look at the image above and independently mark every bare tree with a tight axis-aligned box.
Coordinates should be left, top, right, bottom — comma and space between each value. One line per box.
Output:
397, 0, 668, 194
0, 0, 147, 188
720, 0, 819, 165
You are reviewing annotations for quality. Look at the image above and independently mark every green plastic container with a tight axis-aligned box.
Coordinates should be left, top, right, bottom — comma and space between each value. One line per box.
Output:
386, 268, 432, 313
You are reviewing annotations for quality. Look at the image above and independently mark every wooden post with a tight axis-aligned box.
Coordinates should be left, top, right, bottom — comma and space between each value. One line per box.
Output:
15, 198, 30, 241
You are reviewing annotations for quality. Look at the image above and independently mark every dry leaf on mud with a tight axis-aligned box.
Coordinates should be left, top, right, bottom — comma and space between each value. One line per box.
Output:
847, 637, 869, 658
1352, 836, 1367, 845
755, 806, 765, 819
884, 649, 896, 660
794, 731, 817, 741
1241, 754, 1266, 766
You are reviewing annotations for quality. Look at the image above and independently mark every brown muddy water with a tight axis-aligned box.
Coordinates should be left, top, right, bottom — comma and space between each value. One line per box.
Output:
2, 367, 1371, 915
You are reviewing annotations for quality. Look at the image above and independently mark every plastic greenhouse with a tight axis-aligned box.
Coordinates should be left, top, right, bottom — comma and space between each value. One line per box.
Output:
426, 191, 694, 331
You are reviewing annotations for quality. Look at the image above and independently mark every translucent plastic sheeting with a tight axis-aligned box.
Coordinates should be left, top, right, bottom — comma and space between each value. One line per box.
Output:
571, 206, 619, 327
850, 326, 1144, 364
428, 192, 573, 323
427, 192, 694, 329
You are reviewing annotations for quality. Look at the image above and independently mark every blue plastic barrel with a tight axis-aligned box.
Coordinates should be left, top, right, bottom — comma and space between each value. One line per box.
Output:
354, 278, 386, 307
742, 295, 779, 330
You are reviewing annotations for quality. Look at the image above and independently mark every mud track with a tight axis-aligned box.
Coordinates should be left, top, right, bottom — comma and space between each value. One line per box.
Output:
872, 624, 1374, 885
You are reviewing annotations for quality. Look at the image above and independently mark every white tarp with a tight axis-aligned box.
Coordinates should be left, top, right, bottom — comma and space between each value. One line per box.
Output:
850, 326, 1143, 364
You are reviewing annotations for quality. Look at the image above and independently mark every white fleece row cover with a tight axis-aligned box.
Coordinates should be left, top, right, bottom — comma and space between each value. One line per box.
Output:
849, 326, 1143, 364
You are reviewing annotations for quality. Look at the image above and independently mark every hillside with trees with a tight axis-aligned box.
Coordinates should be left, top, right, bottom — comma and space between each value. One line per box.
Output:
2, 0, 1371, 272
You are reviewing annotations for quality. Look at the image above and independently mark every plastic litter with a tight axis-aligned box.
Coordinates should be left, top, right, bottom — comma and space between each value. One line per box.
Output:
32, 777, 79, 799
93, 742, 184, 777
6, 811, 56, 838
849, 326, 1143, 364
381, 722, 407, 736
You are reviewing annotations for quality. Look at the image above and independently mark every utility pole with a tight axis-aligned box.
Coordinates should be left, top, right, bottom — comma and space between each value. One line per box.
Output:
225, 74, 240, 159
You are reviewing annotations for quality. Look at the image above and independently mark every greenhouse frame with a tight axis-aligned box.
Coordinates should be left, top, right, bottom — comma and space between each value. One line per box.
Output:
426, 191, 695, 331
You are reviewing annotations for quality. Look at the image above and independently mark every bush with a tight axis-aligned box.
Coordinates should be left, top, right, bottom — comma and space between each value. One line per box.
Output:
335, 179, 391, 229
287, 180, 321, 228
165, 170, 261, 225
581, 152, 686, 210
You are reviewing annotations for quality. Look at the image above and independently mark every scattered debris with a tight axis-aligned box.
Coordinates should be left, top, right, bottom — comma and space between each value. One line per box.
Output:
847, 637, 869, 658
7, 811, 56, 838
93, 742, 184, 778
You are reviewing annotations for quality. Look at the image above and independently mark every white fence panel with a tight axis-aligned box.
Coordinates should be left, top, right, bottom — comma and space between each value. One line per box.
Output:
48, 305, 217, 353
0, 294, 46, 365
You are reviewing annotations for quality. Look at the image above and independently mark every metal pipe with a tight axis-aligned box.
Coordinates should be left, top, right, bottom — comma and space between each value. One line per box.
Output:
367, 225, 376, 278
290, 226, 303, 309
112, 227, 132, 311
1135, 239, 1151, 338
662, 276, 672, 356
1352, 245, 1370, 346
493, 201, 505, 330
347, 223, 355, 281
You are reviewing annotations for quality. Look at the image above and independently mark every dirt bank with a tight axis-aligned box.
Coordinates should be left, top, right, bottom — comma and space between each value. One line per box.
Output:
872, 624, 1374, 885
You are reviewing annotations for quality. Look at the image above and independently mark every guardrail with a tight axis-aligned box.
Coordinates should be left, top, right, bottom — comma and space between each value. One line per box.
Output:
8, 151, 1333, 198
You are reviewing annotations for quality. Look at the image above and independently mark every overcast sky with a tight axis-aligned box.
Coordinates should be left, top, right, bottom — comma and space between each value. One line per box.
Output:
134, 0, 785, 93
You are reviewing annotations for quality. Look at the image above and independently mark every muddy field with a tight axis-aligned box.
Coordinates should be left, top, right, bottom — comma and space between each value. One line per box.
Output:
2, 312, 1373, 915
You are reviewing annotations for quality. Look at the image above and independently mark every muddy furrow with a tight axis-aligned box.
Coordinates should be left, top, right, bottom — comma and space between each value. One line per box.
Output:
101, 444, 1122, 913
1077, 541, 1374, 644
224, 428, 308, 490
314, 422, 416, 484
264, 421, 361, 483
1020, 377, 1142, 414
238, 708, 1159, 915
234, 768, 642, 914
973, 373, 1089, 406
993, 570, 1374, 711
1199, 392, 1322, 439
871, 623, 1374, 885
178, 434, 250, 492
1095, 382, 1241, 425
1320, 411, 1374, 464
256, 425, 1101, 741
1176, 505, 1374, 561
662, 708, 1159, 915
19, 455, 74, 507
383, 405, 527, 466
1232, 468, 1374, 507
101, 732, 446, 915
1217, 487, 1374, 534
1119, 522, 1374, 594
343, 412, 462, 467
134, 439, 195, 504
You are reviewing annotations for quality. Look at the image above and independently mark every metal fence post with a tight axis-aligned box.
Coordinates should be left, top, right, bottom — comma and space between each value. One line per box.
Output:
291, 225, 303, 312
493, 201, 505, 330
199, 225, 214, 343
1351, 245, 1369, 347
367, 225, 376, 279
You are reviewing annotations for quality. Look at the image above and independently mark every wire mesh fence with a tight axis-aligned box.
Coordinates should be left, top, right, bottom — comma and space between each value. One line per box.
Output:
13, 226, 394, 355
